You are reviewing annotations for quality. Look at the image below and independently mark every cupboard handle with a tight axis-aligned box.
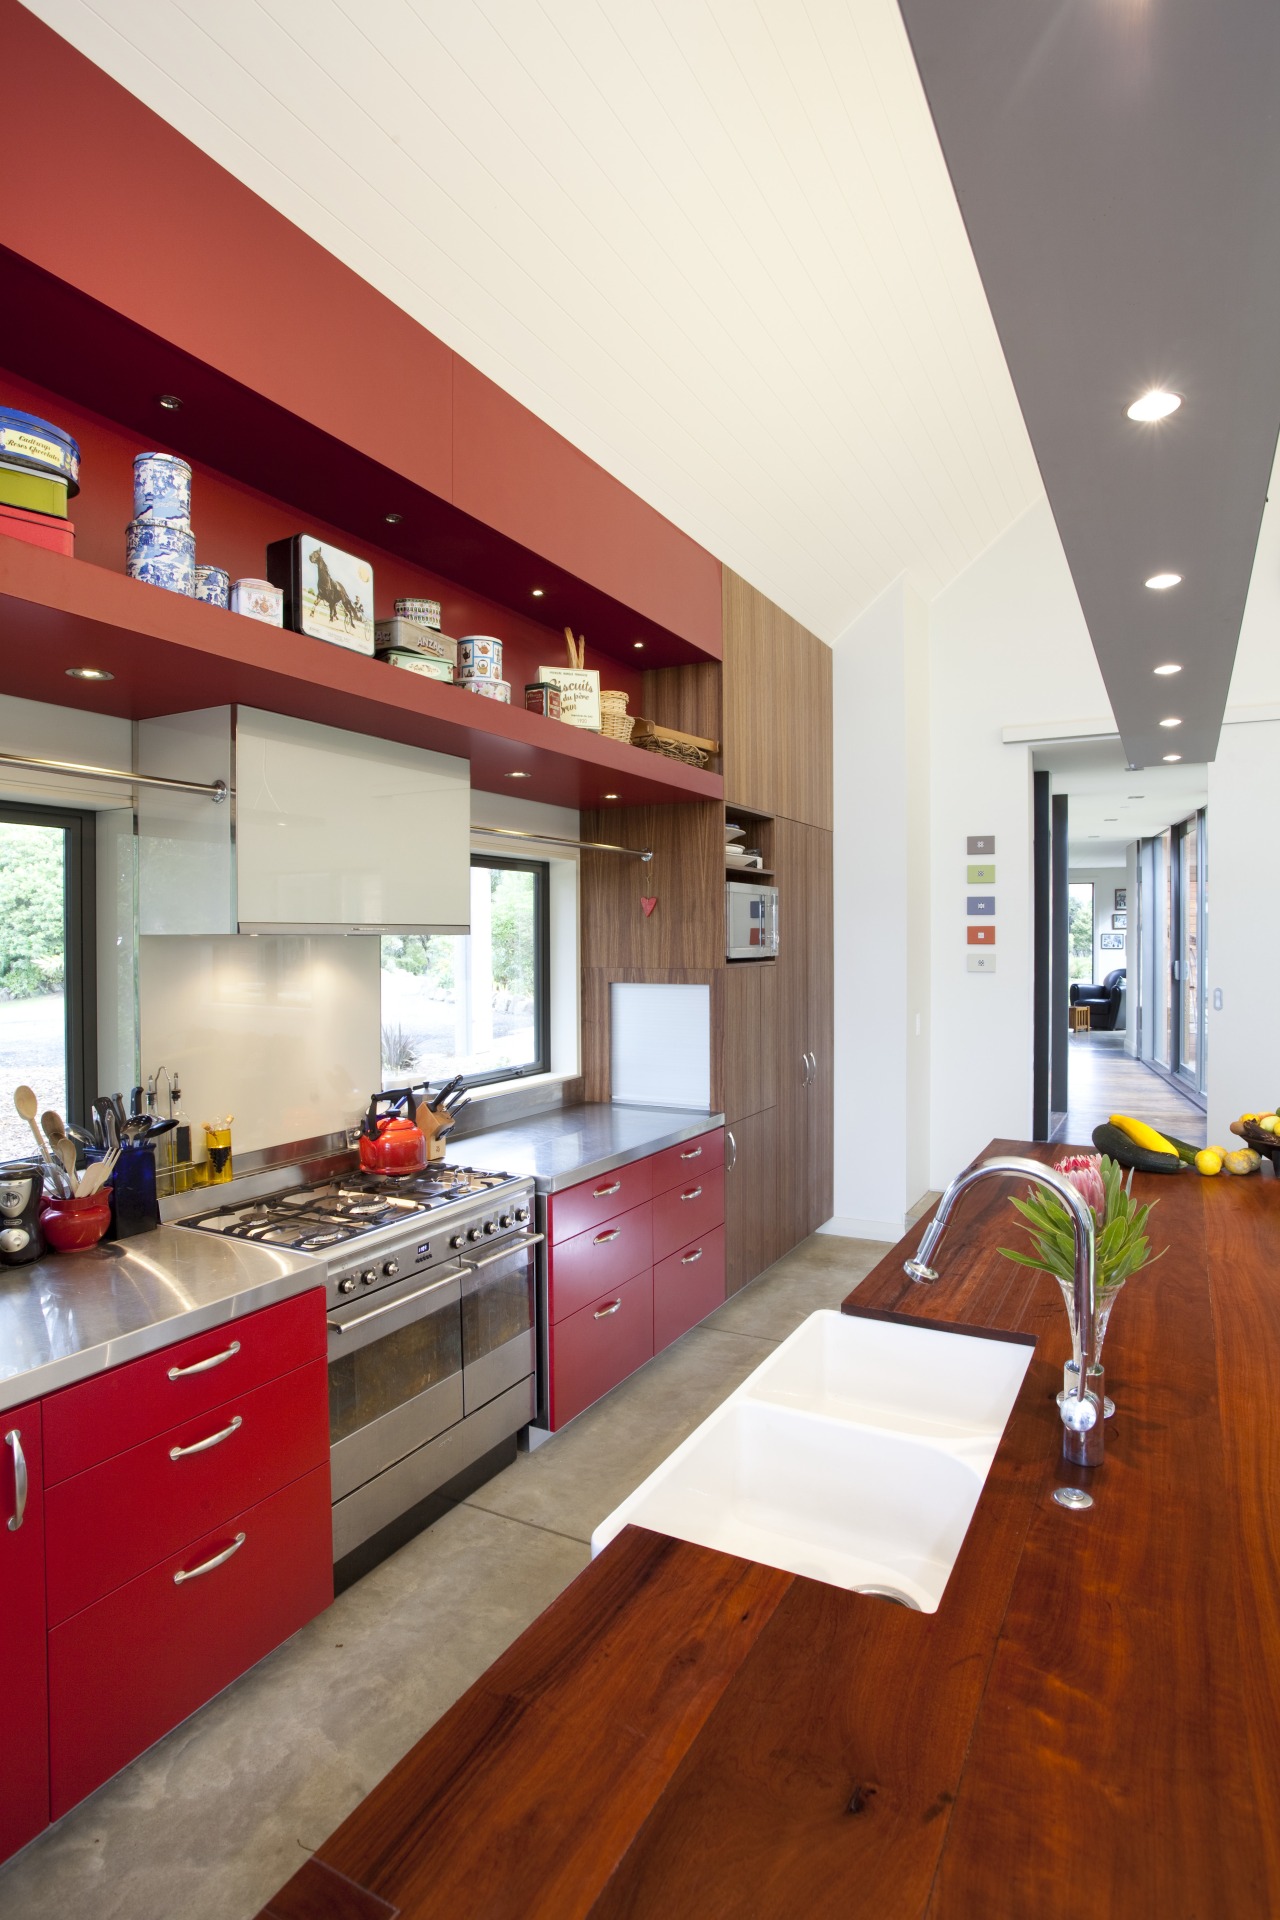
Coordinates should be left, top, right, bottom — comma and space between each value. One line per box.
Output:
5, 1429, 27, 1531
169, 1339, 240, 1380
593, 1181, 622, 1198
679, 1146, 703, 1161
173, 1532, 246, 1585
462, 1231, 545, 1272
593, 1228, 621, 1245
726, 1130, 737, 1173
594, 1299, 623, 1319
328, 1273, 456, 1333
170, 1414, 242, 1460
680, 1186, 703, 1201
681, 1248, 704, 1265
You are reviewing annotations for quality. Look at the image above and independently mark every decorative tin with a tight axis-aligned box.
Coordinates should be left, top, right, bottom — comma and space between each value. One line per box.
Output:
393, 597, 442, 630
0, 500, 74, 557
266, 534, 374, 655
194, 564, 230, 609
461, 677, 511, 704
126, 518, 195, 595
457, 635, 503, 681
536, 665, 601, 731
380, 650, 455, 683
374, 618, 457, 666
524, 682, 562, 720
133, 452, 192, 527
0, 406, 80, 495
0, 461, 68, 517
230, 577, 283, 625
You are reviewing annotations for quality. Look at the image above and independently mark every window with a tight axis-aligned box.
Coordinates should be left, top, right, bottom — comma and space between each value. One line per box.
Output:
1068, 881, 1094, 983
380, 856, 549, 1089
0, 801, 96, 1159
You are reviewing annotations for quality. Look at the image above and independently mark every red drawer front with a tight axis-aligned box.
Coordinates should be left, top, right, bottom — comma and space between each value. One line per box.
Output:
549, 1202, 652, 1325
649, 1127, 725, 1196
652, 1167, 724, 1264
654, 1225, 726, 1354
0, 1400, 49, 1866
550, 1268, 654, 1430
45, 1359, 330, 1628
49, 1464, 332, 1819
43, 1288, 327, 1485
547, 1158, 653, 1245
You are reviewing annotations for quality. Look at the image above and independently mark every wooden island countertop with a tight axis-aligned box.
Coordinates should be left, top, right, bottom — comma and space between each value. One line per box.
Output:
260, 1142, 1279, 1919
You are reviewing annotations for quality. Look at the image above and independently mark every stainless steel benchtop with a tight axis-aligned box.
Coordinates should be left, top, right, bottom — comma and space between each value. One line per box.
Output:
0, 1227, 319, 1414
458, 1103, 725, 1194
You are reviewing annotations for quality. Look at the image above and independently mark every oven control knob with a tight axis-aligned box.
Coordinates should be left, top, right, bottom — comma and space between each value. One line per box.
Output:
450, 1233, 465, 1250
483, 1219, 500, 1235
383, 1259, 400, 1277
361, 1267, 379, 1285
467, 1226, 483, 1243
499, 1213, 513, 1229
515, 1206, 529, 1224
338, 1276, 357, 1295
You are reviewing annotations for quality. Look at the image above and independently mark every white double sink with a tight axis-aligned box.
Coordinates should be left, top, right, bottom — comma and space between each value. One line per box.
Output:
591, 1310, 1033, 1612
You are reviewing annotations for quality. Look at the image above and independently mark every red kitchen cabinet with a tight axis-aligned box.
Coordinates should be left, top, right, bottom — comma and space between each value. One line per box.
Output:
654, 1226, 726, 1355
49, 1464, 332, 1818
648, 1128, 725, 1195
651, 1167, 725, 1265
548, 1203, 652, 1325
45, 1359, 329, 1628
546, 1159, 653, 1245
549, 1269, 654, 1430
43, 1289, 326, 1485
0, 1401, 49, 1865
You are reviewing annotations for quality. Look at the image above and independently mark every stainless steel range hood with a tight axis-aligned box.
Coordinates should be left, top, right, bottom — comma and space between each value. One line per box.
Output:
136, 705, 471, 937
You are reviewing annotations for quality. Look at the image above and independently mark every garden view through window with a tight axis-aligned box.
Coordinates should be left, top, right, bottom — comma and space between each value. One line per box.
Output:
380, 857, 547, 1089
0, 818, 69, 1160
1068, 881, 1094, 984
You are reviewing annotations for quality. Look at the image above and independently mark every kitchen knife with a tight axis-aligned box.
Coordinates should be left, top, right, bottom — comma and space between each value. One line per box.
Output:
429, 1075, 464, 1112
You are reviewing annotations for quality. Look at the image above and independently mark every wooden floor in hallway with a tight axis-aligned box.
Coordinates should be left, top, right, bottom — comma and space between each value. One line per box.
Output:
1056, 1031, 1206, 1152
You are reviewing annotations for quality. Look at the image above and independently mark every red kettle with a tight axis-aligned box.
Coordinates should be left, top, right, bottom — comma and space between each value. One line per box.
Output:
359, 1092, 426, 1175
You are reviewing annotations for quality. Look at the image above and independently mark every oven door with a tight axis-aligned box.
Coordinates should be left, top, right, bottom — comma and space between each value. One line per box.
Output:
327, 1266, 463, 1503
460, 1231, 544, 1414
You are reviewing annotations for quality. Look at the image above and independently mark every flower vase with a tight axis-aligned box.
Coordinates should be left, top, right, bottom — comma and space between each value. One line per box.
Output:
1056, 1277, 1122, 1418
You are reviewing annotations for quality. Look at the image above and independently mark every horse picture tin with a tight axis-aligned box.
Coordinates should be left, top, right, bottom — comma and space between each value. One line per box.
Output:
267, 534, 375, 654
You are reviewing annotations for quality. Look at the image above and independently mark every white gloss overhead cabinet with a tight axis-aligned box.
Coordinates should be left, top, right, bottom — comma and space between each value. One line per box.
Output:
136, 706, 470, 935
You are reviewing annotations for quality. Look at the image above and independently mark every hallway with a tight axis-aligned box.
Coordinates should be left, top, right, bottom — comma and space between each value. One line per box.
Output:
1057, 1032, 1206, 1152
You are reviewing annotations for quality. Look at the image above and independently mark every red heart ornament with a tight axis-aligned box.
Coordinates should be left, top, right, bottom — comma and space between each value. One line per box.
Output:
641, 896, 657, 917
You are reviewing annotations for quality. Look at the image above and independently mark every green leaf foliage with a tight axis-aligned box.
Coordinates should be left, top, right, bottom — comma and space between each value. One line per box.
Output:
0, 824, 65, 1000
999, 1156, 1164, 1294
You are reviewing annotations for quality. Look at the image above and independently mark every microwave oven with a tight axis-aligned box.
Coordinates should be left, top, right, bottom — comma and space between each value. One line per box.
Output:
726, 881, 779, 960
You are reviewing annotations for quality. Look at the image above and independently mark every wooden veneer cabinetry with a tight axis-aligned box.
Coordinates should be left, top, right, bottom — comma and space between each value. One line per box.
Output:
722, 570, 833, 831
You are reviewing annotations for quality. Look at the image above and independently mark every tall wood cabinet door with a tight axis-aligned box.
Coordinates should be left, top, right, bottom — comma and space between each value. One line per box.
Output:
724, 961, 778, 1122
724, 1108, 781, 1294
722, 570, 780, 813
1, 1400, 49, 1864
803, 826, 835, 1233
779, 631, 834, 832
774, 817, 814, 1251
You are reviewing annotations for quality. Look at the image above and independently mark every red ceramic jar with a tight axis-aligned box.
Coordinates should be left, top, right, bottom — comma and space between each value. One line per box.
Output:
41, 1190, 112, 1252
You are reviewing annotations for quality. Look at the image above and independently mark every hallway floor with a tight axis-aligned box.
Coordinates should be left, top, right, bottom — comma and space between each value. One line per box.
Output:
0, 1232, 883, 1920
1057, 1031, 1206, 1152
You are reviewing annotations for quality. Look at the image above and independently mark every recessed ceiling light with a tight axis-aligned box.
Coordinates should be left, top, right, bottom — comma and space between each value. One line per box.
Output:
1104, 817, 1118, 822
157, 393, 183, 412
531, 588, 545, 598
504, 771, 531, 780
1145, 572, 1182, 591
633, 641, 645, 650
603, 793, 619, 800
1163, 753, 1182, 762
1127, 389, 1181, 422
1159, 717, 1182, 729
384, 512, 403, 525
1153, 662, 1182, 675
1128, 794, 1145, 799
1088, 834, 1100, 838
65, 666, 114, 681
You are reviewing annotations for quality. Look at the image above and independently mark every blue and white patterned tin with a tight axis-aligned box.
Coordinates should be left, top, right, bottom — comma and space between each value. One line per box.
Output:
0, 406, 80, 495
126, 518, 195, 595
194, 564, 230, 608
457, 635, 503, 681
133, 452, 192, 527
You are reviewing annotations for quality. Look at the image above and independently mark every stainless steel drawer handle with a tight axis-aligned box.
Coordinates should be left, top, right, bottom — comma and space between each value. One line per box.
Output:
681, 1248, 704, 1265
5, 1429, 27, 1532
169, 1339, 240, 1380
725, 1130, 737, 1174
593, 1180, 622, 1198
170, 1415, 242, 1461
594, 1299, 622, 1319
680, 1186, 703, 1201
173, 1532, 246, 1585
327, 1273, 456, 1334
593, 1228, 621, 1245
462, 1230, 546, 1272
679, 1146, 703, 1161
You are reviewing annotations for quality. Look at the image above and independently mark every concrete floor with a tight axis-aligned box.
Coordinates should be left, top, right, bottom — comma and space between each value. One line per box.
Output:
0, 1231, 884, 1920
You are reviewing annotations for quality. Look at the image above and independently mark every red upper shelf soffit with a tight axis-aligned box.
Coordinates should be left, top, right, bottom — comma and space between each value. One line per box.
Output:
0, 0, 721, 664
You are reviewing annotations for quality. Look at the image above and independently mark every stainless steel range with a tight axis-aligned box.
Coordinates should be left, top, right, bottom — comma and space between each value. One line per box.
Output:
182, 1164, 541, 1567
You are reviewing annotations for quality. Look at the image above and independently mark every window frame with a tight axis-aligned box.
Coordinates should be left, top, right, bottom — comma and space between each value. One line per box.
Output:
0, 798, 98, 1130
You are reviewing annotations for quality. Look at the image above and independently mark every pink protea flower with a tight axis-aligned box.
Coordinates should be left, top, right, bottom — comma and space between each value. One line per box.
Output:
1054, 1153, 1107, 1222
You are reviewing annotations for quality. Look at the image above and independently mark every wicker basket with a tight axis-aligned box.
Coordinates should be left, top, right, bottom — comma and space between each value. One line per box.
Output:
599, 690, 633, 743
634, 732, 709, 768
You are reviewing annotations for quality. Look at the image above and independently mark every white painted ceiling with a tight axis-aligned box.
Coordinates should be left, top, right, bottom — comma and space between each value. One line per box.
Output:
20, 0, 1044, 642
1034, 738, 1207, 869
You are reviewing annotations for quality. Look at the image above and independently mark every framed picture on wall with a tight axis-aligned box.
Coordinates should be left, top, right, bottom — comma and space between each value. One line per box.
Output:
1112, 912, 1127, 930
1101, 932, 1125, 951
1114, 887, 1127, 910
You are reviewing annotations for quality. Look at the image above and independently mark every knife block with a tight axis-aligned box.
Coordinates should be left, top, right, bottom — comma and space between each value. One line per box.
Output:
417, 1108, 454, 1162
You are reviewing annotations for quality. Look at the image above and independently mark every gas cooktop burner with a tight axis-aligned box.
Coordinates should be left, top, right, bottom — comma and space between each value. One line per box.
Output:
183, 1164, 522, 1253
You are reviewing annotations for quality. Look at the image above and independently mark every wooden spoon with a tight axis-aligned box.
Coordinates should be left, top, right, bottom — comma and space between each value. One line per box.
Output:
14, 1085, 55, 1170
41, 1109, 66, 1148
56, 1138, 78, 1185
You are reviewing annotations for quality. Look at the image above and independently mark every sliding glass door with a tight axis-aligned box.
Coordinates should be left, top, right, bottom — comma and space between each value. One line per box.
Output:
1136, 810, 1206, 1097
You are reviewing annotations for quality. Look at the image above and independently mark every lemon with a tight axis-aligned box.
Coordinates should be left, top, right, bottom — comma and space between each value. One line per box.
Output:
1259, 1115, 1279, 1135
1195, 1149, 1223, 1176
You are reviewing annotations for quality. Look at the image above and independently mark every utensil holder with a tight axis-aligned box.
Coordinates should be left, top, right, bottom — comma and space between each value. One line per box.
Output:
101, 1143, 160, 1240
